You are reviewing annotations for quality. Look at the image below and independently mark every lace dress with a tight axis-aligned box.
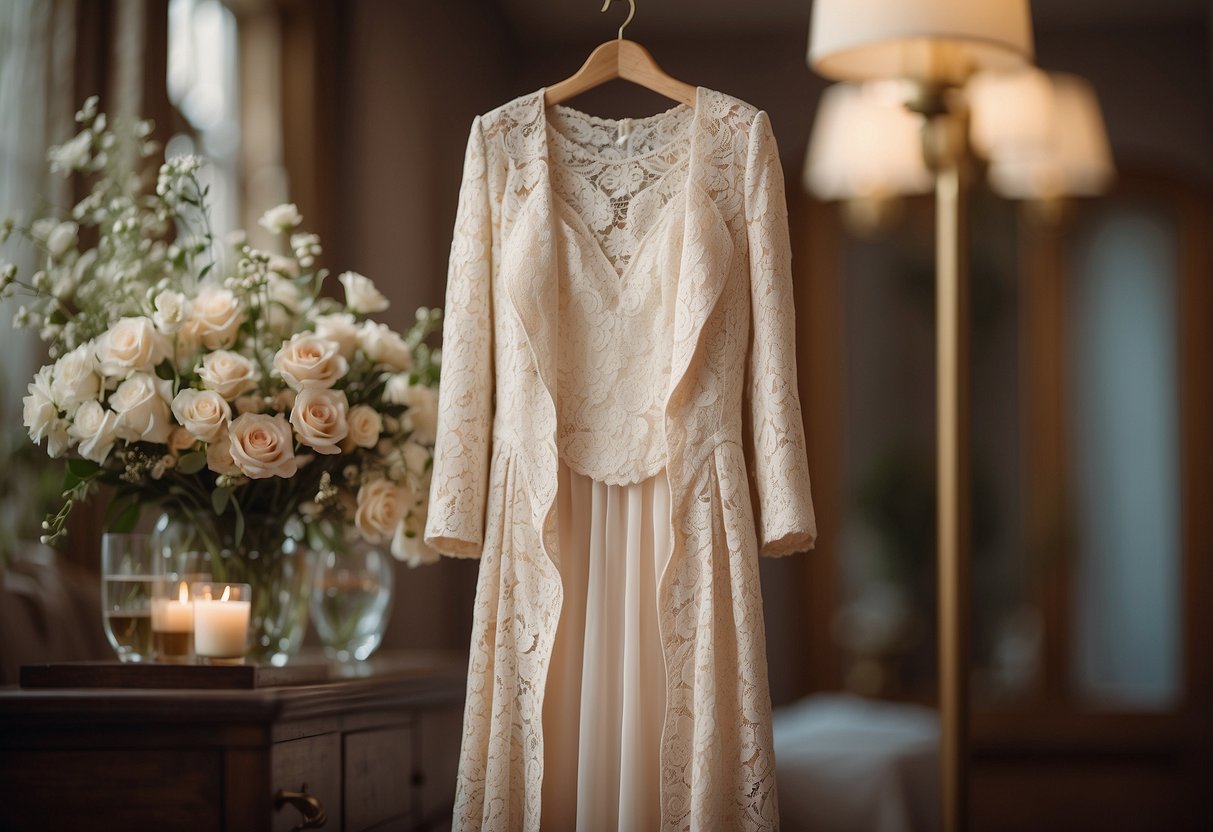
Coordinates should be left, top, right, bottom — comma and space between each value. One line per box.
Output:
538, 103, 693, 831
425, 85, 817, 832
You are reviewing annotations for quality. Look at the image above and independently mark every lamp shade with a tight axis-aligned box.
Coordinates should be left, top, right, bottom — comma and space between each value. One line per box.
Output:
969, 69, 1115, 199
804, 82, 933, 201
809, 0, 1033, 85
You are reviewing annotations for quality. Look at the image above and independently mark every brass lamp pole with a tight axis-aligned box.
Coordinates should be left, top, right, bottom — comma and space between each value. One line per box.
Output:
912, 90, 972, 829
808, 4, 1034, 830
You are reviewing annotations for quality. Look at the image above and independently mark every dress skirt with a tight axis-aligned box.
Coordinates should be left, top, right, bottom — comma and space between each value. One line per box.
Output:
540, 461, 673, 831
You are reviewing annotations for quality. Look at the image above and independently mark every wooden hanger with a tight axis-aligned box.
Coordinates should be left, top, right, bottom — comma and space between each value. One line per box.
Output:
543, 0, 697, 108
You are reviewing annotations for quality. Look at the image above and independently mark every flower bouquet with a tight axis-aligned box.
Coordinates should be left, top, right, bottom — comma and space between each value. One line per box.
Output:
3, 98, 442, 663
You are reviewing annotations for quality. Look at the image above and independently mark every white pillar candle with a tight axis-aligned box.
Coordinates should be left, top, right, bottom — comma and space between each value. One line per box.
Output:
193, 585, 251, 659
151, 581, 194, 633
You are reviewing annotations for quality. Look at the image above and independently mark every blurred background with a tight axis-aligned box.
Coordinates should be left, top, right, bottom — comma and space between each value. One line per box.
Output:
0, 1, 1209, 830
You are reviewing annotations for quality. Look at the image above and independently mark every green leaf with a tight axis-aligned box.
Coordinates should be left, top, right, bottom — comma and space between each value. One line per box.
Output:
211, 486, 231, 517
155, 360, 175, 381
177, 452, 207, 475
67, 458, 101, 479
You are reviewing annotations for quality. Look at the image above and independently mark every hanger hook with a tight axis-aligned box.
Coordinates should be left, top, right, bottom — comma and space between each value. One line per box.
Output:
600, 0, 636, 40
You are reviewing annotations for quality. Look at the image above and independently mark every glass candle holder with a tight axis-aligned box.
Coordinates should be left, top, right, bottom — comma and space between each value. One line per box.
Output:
151, 578, 196, 663
100, 533, 155, 663
191, 582, 252, 665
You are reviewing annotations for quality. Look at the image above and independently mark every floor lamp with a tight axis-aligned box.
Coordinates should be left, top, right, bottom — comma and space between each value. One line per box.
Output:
807, 3, 1035, 830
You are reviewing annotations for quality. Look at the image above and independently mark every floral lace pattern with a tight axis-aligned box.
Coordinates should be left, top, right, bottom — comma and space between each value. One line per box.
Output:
426, 86, 816, 832
546, 104, 691, 485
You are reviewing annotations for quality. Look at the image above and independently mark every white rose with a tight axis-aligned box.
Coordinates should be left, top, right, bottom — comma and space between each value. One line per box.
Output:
346, 405, 382, 449
185, 285, 244, 349
228, 413, 298, 479
51, 343, 101, 415
354, 478, 413, 544
205, 432, 241, 476
96, 316, 170, 376
383, 373, 411, 405
273, 334, 348, 390
289, 388, 349, 455
69, 400, 120, 463
258, 203, 302, 234
47, 221, 78, 260
339, 271, 389, 314
312, 312, 359, 359
196, 350, 258, 400
24, 366, 67, 455
358, 321, 413, 370
402, 383, 438, 444
153, 290, 191, 334
391, 517, 440, 567
110, 373, 173, 444
171, 389, 232, 443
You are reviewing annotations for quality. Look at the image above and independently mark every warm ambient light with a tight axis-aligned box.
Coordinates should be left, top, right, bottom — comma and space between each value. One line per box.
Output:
969, 69, 1114, 200
808, 0, 1034, 85
804, 82, 933, 203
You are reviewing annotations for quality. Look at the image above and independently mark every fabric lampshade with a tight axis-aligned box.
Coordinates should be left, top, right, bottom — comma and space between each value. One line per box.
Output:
969, 69, 1115, 199
803, 82, 933, 201
808, 0, 1034, 84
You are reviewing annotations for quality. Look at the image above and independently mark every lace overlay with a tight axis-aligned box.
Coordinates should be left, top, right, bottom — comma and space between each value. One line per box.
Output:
546, 104, 691, 485
427, 86, 817, 832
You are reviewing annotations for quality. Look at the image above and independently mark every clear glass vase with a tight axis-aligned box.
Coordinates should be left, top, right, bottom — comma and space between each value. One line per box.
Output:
310, 535, 394, 666
151, 509, 317, 667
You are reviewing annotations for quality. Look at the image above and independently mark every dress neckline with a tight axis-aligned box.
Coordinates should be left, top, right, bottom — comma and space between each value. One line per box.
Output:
538, 86, 702, 165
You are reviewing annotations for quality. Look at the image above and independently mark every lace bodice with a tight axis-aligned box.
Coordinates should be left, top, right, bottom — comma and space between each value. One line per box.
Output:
546, 103, 693, 485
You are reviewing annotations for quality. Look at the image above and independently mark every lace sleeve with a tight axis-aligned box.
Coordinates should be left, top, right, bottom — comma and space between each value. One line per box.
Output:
743, 110, 817, 557
424, 116, 495, 558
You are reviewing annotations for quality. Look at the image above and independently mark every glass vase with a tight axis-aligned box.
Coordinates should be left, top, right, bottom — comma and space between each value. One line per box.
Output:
310, 535, 394, 667
151, 509, 316, 667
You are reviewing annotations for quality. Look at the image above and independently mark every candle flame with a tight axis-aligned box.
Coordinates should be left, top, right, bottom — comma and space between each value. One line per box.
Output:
179, 581, 189, 604
221, 585, 231, 602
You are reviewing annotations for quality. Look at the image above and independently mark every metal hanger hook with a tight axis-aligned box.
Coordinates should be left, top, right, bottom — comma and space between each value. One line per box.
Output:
600, 0, 636, 40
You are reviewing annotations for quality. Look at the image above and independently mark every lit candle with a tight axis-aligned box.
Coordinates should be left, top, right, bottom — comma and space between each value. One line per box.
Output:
192, 583, 251, 664
151, 580, 194, 662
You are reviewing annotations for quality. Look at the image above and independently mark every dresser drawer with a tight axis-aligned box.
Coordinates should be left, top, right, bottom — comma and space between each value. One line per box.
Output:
272, 733, 342, 832
344, 725, 413, 830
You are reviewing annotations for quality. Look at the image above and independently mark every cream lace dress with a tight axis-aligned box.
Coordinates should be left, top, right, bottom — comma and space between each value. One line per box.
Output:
538, 102, 694, 830
426, 85, 817, 832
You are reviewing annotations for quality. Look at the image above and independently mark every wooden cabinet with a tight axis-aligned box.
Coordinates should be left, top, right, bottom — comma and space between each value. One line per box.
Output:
0, 650, 466, 831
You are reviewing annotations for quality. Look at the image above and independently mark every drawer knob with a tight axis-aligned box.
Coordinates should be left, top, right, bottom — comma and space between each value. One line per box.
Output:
274, 783, 328, 829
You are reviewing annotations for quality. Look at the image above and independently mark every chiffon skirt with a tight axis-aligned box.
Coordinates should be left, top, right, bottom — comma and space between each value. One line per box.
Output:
540, 461, 673, 831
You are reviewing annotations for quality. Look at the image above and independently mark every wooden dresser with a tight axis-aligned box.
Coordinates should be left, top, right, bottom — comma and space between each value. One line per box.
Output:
0, 650, 467, 831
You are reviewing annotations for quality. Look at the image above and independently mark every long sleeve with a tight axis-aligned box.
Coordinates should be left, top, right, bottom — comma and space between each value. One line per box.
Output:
742, 110, 817, 557
424, 116, 495, 558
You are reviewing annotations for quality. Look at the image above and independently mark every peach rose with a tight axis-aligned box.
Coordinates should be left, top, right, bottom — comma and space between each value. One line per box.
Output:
184, 285, 244, 350
273, 334, 348, 391
196, 350, 258, 400
346, 404, 382, 449
354, 478, 413, 544
227, 413, 298, 478
96, 316, 170, 377
171, 389, 231, 443
289, 388, 349, 455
